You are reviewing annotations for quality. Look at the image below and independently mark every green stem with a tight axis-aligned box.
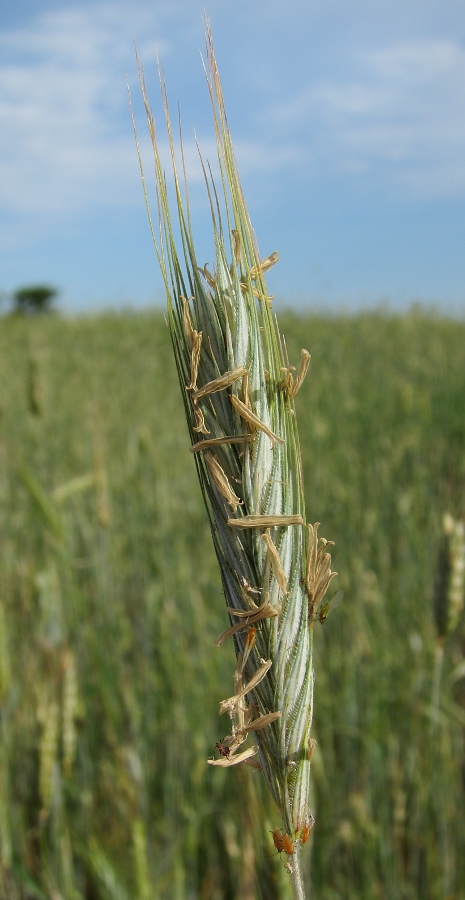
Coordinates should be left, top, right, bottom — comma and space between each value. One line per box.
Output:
430, 640, 444, 734
287, 842, 307, 900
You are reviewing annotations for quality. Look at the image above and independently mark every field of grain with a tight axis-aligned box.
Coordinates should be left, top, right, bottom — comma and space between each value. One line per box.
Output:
0, 309, 464, 900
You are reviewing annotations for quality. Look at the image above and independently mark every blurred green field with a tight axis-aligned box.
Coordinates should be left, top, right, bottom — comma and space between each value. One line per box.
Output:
0, 309, 464, 900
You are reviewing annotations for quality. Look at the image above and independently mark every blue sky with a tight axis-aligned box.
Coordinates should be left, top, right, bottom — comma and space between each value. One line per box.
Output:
1, 0, 464, 313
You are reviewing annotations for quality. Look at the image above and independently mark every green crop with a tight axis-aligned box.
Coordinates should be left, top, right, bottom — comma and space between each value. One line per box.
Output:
0, 308, 464, 899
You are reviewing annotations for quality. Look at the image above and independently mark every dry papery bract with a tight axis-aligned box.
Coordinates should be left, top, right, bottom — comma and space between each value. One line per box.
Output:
134, 20, 337, 890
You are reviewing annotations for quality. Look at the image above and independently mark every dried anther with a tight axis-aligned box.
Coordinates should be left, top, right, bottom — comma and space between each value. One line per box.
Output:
208, 649, 279, 767
241, 370, 252, 411
306, 738, 317, 761
192, 403, 209, 434
189, 434, 254, 453
197, 263, 216, 288
237, 710, 281, 734
192, 367, 247, 403
225, 595, 273, 617
230, 395, 284, 448
280, 365, 296, 396
215, 598, 278, 646
241, 577, 261, 597
281, 349, 311, 400
239, 282, 274, 305
207, 745, 259, 767
262, 529, 288, 595
240, 626, 256, 671
204, 451, 242, 512
306, 523, 338, 621
181, 296, 195, 347
219, 660, 272, 715
186, 330, 203, 391
248, 251, 279, 280
292, 349, 311, 398
228, 514, 303, 530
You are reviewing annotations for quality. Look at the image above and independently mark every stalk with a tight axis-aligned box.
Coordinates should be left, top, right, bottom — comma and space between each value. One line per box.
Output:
431, 513, 465, 730
133, 21, 337, 894
288, 842, 307, 900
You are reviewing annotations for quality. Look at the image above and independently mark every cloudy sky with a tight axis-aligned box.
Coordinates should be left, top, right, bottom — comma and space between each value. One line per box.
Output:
1, 0, 464, 312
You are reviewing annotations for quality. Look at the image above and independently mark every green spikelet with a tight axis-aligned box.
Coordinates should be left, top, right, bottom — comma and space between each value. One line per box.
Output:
133, 23, 336, 878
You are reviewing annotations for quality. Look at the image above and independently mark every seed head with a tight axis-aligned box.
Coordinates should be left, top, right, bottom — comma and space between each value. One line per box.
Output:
434, 513, 465, 640
134, 21, 338, 840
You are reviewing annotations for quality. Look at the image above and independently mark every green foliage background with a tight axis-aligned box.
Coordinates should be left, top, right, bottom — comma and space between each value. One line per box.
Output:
0, 309, 464, 900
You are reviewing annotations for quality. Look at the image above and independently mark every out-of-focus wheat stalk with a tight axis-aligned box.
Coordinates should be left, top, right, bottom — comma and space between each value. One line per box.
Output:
431, 513, 465, 727
132, 22, 336, 897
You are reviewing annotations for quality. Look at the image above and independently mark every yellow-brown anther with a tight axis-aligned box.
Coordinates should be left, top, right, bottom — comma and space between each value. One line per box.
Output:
204, 451, 242, 513
290, 349, 311, 399
181, 295, 195, 348
306, 739, 317, 761
280, 365, 296, 396
241, 370, 252, 411
234, 662, 246, 729
306, 523, 318, 590
192, 403, 210, 434
230, 395, 284, 448
240, 626, 256, 672
248, 250, 279, 280
192, 367, 247, 403
197, 263, 216, 289
207, 745, 259, 767
186, 330, 203, 391
239, 282, 274, 304
219, 660, 272, 715
262, 528, 288, 595
189, 434, 254, 453
214, 600, 278, 647
228, 514, 303, 529
281, 350, 310, 400
306, 523, 338, 622
237, 711, 281, 734
224, 595, 272, 617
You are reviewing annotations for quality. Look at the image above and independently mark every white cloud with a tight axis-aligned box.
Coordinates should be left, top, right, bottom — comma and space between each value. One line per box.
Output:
0, 2, 302, 237
367, 39, 462, 82
270, 38, 465, 199
2, 3, 464, 264
0, 3, 168, 222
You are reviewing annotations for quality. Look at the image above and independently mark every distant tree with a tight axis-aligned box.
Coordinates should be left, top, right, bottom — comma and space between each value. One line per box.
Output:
13, 285, 58, 315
